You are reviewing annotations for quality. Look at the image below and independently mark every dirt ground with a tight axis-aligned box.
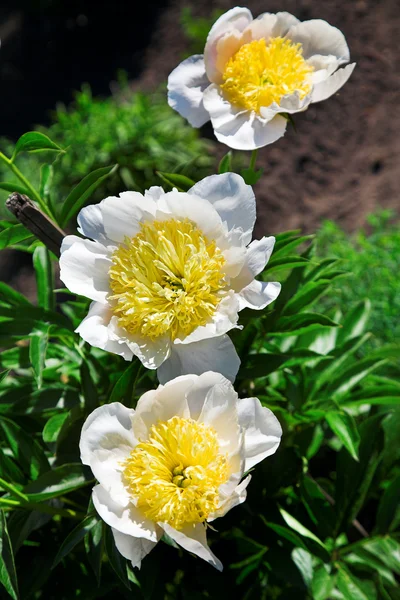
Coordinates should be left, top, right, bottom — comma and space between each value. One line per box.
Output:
138, 0, 400, 235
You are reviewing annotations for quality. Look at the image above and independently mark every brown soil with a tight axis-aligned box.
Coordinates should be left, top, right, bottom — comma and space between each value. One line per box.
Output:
137, 0, 400, 235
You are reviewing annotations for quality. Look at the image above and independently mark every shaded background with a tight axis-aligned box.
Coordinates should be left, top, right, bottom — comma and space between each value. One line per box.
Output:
0, 0, 399, 234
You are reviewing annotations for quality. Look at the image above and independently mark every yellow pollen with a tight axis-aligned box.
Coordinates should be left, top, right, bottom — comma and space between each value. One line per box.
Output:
108, 218, 227, 341
122, 417, 229, 530
220, 37, 314, 113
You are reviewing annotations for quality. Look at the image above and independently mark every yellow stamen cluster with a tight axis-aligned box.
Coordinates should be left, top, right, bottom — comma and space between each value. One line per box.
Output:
109, 218, 227, 341
221, 37, 314, 113
123, 416, 229, 530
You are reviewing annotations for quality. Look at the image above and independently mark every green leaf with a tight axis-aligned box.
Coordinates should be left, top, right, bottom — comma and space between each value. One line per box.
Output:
104, 526, 131, 590
343, 550, 396, 586
33, 246, 54, 311
156, 171, 195, 192
0, 449, 25, 486
261, 519, 308, 551
272, 235, 314, 260
336, 564, 374, 600
60, 165, 118, 227
240, 167, 263, 185
218, 151, 232, 174
29, 331, 49, 389
326, 412, 360, 460
52, 515, 98, 568
279, 508, 328, 550
264, 255, 311, 273
273, 313, 339, 336
376, 475, 400, 534
360, 537, 400, 575
0, 510, 19, 600
241, 350, 328, 379
336, 300, 371, 346
109, 360, 141, 404
23, 463, 93, 502
0, 283, 31, 307
283, 280, 329, 315
0, 182, 29, 195
328, 358, 388, 400
80, 360, 99, 413
0, 417, 49, 480
0, 225, 33, 250
85, 520, 104, 585
312, 565, 334, 600
39, 164, 53, 202
12, 132, 62, 160
42, 412, 71, 444
291, 548, 313, 587
335, 414, 384, 534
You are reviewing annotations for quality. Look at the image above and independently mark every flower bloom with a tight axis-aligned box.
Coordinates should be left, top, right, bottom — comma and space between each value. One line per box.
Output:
168, 7, 355, 150
59, 173, 280, 383
80, 372, 282, 570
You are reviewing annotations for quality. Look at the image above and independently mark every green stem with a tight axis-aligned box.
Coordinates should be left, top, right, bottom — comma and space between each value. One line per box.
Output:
249, 149, 259, 172
0, 151, 50, 216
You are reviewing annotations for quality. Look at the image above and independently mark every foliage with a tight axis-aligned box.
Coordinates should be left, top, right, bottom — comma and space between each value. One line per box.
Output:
315, 211, 400, 355
0, 128, 399, 600
180, 7, 224, 55
0, 80, 214, 219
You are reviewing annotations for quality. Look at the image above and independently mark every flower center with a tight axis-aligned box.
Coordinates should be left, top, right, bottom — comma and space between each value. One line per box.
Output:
220, 37, 314, 112
108, 218, 227, 341
123, 416, 229, 530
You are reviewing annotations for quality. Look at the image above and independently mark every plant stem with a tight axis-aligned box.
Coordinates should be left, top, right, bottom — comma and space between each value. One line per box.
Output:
0, 151, 50, 216
249, 149, 258, 171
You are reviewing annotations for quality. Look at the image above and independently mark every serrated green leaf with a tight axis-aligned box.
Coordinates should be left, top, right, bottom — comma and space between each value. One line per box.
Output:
60, 165, 118, 227
23, 463, 93, 502
218, 151, 232, 174
12, 132, 62, 160
52, 515, 98, 568
0, 225, 33, 250
0, 510, 19, 600
156, 171, 195, 192
0, 417, 49, 480
326, 412, 360, 461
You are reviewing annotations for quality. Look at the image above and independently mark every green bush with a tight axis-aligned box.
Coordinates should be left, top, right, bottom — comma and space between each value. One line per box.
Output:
0, 81, 214, 218
315, 211, 400, 354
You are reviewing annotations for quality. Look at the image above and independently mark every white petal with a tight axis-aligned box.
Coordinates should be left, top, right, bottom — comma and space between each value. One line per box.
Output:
184, 371, 227, 420
60, 236, 111, 303
231, 236, 276, 291
237, 398, 282, 471
307, 54, 342, 84
76, 302, 133, 360
77, 204, 112, 247
108, 317, 171, 369
80, 402, 136, 466
92, 484, 158, 542
155, 190, 225, 241
205, 7, 253, 83
238, 280, 281, 311
167, 55, 210, 127
287, 19, 350, 62
144, 186, 165, 201
203, 85, 287, 150
311, 63, 355, 103
197, 374, 241, 457
260, 91, 312, 117
132, 377, 193, 440
162, 523, 223, 571
112, 528, 160, 569
243, 11, 299, 42
210, 475, 251, 521
176, 292, 240, 345
157, 335, 240, 384
188, 173, 256, 245
101, 191, 157, 244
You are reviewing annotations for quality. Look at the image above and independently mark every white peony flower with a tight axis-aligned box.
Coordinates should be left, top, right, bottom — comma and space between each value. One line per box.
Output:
59, 173, 280, 383
168, 7, 355, 150
80, 371, 282, 570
